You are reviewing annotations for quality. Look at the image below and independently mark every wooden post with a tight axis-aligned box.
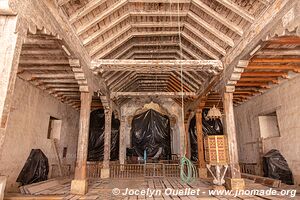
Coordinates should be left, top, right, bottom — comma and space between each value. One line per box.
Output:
101, 108, 112, 178
223, 92, 245, 190
195, 109, 207, 178
71, 92, 92, 195
119, 116, 126, 165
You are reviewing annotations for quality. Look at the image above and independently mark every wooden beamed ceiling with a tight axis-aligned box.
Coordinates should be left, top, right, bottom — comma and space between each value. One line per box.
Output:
17, 30, 102, 110
57, 0, 277, 105
233, 36, 300, 105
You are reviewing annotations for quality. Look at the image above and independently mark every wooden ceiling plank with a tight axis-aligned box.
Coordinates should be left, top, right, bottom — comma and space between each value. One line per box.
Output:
83, 13, 131, 46
187, 12, 234, 47
69, 0, 107, 24
90, 25, 131, 56
251, 58, 300, 63
182, 32, 219, 59
241, 71, 288, 78
192, 0, 243, 36
216, 0, 254, 23
94, 31, 181, 59
77, 0, 128, 35
184, 23, 226, 55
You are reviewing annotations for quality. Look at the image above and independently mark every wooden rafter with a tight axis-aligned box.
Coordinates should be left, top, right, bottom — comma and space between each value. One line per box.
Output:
187, 12, 234, 47
191, 0, 243, 36
216, 0, 254, 23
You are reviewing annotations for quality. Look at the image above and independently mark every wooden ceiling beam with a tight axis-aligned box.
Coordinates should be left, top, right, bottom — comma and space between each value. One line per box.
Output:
77, 0, 128, 35
91, 59, 223, 72
216, 0, 254, 23
256, 49, 300, 56
109, 71, 136, 91
19, 59, 69, 65
187, 12, 234, 47
241, 71, 288, 78
123, 50, 188, 60
181, 32, 219, 59
69, 0, 107, 24
111, 92, 197, 98
184, 23, 226, 55
18, 66, 71, 72
90, 25, 132, 56
57, 0, 71, 6
192, 0, 243, 36
251, 58, 300, 63
93, 31, 180, 59
247, 65, 300, 70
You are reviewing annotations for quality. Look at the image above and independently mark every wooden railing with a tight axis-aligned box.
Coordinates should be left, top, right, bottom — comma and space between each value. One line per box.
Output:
110, 164, 145, 178
87, 162, 196, 179
87, 162, 102, 178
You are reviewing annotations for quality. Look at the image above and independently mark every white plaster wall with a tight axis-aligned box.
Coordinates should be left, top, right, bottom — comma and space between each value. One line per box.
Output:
234, 74, 300, 185
120, 98, 185, 158
0, 78, 80, 191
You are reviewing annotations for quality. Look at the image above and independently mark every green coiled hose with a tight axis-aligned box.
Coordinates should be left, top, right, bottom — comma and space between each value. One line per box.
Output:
180, 155, 198, 183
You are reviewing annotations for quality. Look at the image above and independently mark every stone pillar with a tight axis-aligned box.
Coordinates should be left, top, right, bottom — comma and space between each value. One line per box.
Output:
195, 109, 207, 178
119, 116, 126, 165
101, 108, 112, 178
223, 92, 244, 190
71, 92, 92, 195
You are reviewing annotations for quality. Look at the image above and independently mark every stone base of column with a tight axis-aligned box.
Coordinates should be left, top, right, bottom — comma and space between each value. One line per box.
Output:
0, 176, 7, 200
70, 179, 88, 195
198, 168, 208, 178
101, 168, 110, 179
225, 178, 245, 190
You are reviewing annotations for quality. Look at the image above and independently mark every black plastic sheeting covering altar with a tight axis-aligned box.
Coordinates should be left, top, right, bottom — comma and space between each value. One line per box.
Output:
131, 109, 171, 160
189, 108, 223, 161
16, 149, 49, 186
87, 109, 120, 161
263, 149, 294, 185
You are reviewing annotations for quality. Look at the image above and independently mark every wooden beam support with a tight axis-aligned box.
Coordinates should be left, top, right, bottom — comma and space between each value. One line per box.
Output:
91, 59, 223, 72
111, 92, 197, 98
195, 109, 207, 178
71, 92, 92, 195
223, 92, 242, 180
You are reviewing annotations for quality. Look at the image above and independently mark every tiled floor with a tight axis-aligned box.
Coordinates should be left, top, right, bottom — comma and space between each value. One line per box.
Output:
5, 178, 300, 200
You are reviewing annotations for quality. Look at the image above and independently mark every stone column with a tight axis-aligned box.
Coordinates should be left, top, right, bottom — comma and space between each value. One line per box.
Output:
119, 116, 126, 165
101, 108, 112, 178
195, 109, 207, 178
71, 92, 92, 195
223, 92, 244, 190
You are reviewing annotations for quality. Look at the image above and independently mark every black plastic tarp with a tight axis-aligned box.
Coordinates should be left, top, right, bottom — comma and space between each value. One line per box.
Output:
87, 109, 120, 161
189, 108, 223, 161
131, 109, 171, 160
16, 149, 49, 186
263, 149, 294, 185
